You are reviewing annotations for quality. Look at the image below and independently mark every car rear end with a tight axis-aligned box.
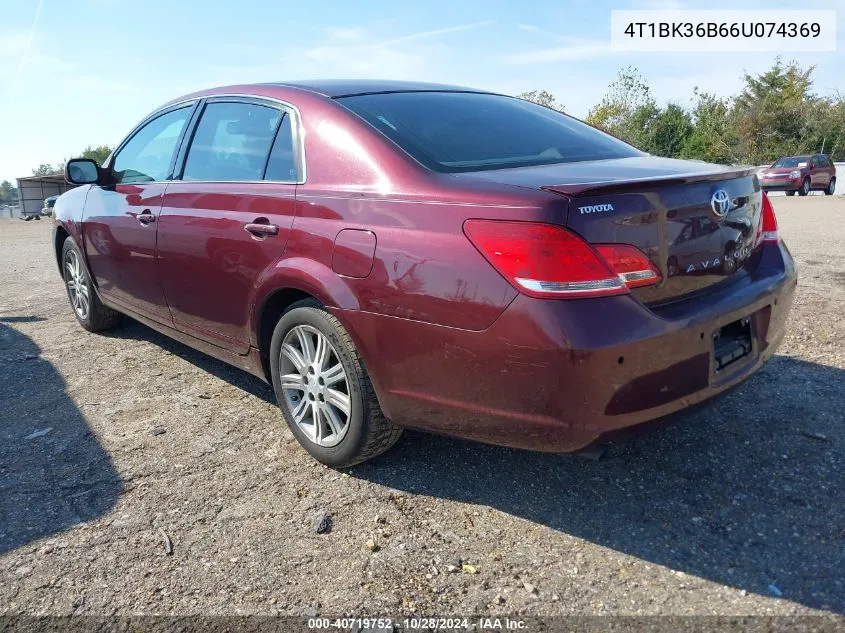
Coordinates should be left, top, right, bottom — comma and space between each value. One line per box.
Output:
455, 170, 795, 450
336, 90, 796, 451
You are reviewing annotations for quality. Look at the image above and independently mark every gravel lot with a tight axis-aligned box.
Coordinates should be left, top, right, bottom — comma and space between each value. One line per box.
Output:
1, 196, 843, 618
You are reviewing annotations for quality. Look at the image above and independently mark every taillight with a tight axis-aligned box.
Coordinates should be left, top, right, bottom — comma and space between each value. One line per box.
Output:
594, 244, 662, 288
755, 192, 780, 247
463, 220, 628, 299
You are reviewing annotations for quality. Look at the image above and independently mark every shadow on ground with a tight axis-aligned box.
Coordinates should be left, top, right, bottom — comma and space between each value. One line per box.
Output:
0, 321, 121, 554
102, 319, 275, 404
355, 355, 844, 613
91, 319, 845, 612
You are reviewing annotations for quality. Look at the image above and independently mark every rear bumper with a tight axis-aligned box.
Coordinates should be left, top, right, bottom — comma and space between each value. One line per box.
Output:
337, 242, 797, 452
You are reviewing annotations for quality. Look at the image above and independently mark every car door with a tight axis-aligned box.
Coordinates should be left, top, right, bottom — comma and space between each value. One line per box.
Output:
810, 156, 826, 188
157, 97, 302, 353
820, 155, 834, 186
83, 103, 196, 323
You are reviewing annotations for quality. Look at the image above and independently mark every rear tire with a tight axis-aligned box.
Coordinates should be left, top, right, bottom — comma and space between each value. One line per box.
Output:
798, 178, 810, 196
269, 299, 402, 468
825, 177, 836, 196
786, 190, 795, 196
61, 239, 122, 332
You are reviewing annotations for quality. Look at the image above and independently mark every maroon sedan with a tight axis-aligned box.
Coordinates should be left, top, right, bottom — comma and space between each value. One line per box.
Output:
55, 80, 796, 467
759, 154, 837, 196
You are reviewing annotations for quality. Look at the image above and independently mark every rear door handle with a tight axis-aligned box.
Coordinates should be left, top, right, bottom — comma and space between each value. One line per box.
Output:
244, 222, 279, 237
138, 209, 156, 225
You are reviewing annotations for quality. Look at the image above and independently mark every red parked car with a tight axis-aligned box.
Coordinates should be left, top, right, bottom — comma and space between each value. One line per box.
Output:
758, 154, 836, 196
55, 81, 796, 467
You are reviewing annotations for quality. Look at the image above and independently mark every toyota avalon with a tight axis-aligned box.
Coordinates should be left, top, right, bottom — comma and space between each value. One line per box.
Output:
54, 80, 796, 467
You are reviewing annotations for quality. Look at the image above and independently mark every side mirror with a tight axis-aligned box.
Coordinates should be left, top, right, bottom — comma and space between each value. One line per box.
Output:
65, 158, 101, 185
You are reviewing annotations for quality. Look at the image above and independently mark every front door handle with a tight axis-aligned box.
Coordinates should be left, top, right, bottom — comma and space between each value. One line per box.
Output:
138, 209, 156, 225
244, 222, 279, 237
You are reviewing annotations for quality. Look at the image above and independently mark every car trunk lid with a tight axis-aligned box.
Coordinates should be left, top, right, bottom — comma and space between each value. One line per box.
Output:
453, 157, 764, 305
548, 171, 762, 305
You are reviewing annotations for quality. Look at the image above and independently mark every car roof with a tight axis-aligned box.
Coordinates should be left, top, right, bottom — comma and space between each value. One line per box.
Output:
254, 79, 495, 98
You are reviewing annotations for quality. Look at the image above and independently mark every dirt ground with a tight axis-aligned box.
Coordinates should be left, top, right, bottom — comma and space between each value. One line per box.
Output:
1, 196, 843, 618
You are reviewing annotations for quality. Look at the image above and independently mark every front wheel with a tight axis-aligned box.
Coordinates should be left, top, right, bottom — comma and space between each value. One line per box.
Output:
61, 239, 122, 332
269, 299, 402, 467
825, 177, 836, 196
798, 178, 811, 196
786, 190, 795, 197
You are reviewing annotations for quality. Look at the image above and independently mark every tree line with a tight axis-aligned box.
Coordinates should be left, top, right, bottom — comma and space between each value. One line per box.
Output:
521, 59, 843, 165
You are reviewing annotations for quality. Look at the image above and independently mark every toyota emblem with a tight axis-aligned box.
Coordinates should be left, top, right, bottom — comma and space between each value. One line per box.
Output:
710, 189, 731, 218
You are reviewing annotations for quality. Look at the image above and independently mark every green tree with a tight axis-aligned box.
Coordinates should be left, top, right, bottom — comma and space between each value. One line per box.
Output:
80, 145, 113, 165
640, 103, 693, 158
800, 95, 845, 162
517, 90, 565, 112
681, 89, 739, 164
0, 180, 18, 204
732, 58, 815, 163
32, 164, 63, 177
586, 67, 655, 146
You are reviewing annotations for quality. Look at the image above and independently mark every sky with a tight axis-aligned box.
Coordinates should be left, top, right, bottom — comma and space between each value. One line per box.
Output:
1, 0, 843, 184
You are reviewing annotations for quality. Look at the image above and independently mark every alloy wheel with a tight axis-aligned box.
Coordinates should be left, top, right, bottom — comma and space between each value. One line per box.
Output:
65, 249, 90, 320
278, 325, 351, 447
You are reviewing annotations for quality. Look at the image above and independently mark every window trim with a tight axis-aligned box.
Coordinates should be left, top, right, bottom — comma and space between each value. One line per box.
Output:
172, 94, 306, 185
106, 100, 200, 184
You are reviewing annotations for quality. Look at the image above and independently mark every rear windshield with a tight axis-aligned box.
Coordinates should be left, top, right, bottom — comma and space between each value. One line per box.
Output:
337, 91, 641, 173
773, 156, 809, 168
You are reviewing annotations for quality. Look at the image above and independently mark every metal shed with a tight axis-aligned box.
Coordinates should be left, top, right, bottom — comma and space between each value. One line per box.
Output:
15, 174, 74, 217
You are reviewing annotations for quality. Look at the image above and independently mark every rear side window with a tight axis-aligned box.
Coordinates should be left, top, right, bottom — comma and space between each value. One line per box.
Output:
113, 107, 191, 184
337, 91, 641, 173
264, 115, 297, 182
183, 102, 281, 182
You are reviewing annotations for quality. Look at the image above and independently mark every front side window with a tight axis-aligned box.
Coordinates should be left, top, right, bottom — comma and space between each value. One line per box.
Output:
112, 107, 191, 184
337, 91, 641, 173
183, 102, 281, 182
